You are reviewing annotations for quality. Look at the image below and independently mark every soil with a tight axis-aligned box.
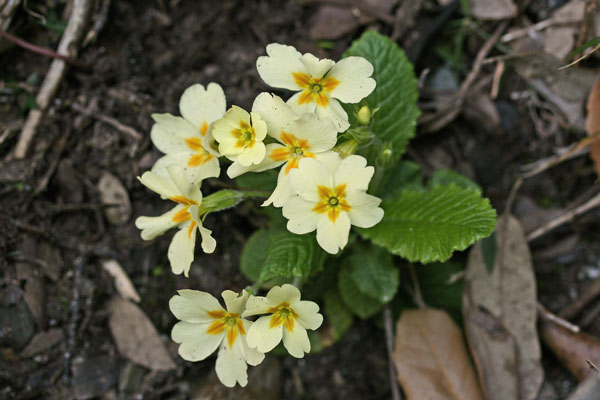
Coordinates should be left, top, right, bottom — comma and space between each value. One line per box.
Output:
1, 0, 600, 399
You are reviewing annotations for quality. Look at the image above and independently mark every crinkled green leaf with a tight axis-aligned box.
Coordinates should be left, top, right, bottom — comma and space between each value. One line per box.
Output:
343, 30, 420, 161
430, 169, 481, 193
349, 244, 398, 303
359, 184, 497, 263
234, 169, 277, 192
240, 228, 324, 284
338, 265, 383, 319
258, 231, 326, 282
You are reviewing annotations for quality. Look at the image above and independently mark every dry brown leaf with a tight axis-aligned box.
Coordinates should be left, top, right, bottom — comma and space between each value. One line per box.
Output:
586, 74, 600, 178
470, 0, 517, 20
20, 328, 63, 358
538, 306, 600, 382
393, 308, 485, 400
98, 171, 131, 226
102, 259, 141, 303
463, 214, 543, 400
513, 54, 598, 130
108, 296, 176, 371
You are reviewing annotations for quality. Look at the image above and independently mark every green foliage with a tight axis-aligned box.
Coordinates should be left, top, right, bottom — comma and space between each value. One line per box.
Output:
338, 265, 383, 319
348, 244, 398, 303
240, 228, 326, 283
378, 160, 424, 198
337, 242, 399, 318
359, 184, 497, 263
417, 262, 464, 321
234, 169, 277, 192
201, 190, 244, 214
323, 289, 353, 339
343, 31, 420, 162
430, 169, 481, 193
569, 36, 600, 58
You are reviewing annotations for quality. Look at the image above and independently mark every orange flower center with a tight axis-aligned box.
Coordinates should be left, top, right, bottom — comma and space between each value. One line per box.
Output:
206, 310, 246, 348
267, 302, 299, 332
312, 184, 351, 222
292, 72, 340, 107
268, 132, 316, 174
231, 121, 256, 149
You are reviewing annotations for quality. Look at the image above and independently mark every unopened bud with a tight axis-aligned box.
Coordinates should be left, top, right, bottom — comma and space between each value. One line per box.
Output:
334, 139, 358, 159
376, 142, 394, 168
357, 105, 372, 125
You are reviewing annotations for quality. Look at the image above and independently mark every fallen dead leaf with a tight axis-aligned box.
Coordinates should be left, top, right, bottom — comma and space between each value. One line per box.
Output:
108, 296, 176, 371
20, 328, 63, 358
98, 171, 131, 226
586, 74, 600, 178
513, 53, 598, 130
470, 0, 517, 20
102, 259, 141, 303
538, 306, 600, 382
393, 308, 485, 400
543, 0, 586, 59
463, 214, 543, 400
566, 375, 600, 400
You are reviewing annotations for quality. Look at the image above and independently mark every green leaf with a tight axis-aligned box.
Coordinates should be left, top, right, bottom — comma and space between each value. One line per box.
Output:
417, 262, 464, 322
338, 265, 383, 319
480, 231, 498, 273
201, 189, 244, 214
240, 228, 323, 285
430, 169, 482, 193
234, 169, 277, 192
379, 160, 424, 198
323, 289, 353, 339
359, 184, 497, 263
240, 229, 271, 282
348, 244, 398, 303
569, 36, 600, 58
343, 31, 420, 161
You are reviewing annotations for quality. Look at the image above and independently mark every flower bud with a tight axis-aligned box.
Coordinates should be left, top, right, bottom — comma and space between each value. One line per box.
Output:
334, 139, 358, 159
357, 105, 372, 125
376, 142, 394, 168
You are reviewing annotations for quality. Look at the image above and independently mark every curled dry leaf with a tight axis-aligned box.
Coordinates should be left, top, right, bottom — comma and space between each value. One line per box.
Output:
538, 306, 600, 382
108, 296, 176, 371
586, 74, 600, 178
463, 214, 543, 400
101, 259, 141, 303
393, 308, 485, 400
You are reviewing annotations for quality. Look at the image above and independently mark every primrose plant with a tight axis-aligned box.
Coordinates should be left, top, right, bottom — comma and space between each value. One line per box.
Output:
135, 31, 497, 387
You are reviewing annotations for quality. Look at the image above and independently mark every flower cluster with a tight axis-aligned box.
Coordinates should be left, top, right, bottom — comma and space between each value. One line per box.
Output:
134, 43, 385, 387
170, 284, 322, 387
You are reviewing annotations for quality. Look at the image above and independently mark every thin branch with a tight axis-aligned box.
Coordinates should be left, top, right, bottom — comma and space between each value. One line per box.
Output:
0, 29, 88, 68
14, 0, 93, 159
384, 307, 403, 400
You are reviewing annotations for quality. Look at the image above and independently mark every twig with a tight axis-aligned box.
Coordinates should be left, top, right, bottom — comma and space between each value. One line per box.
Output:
420, 21, 508, 133
490, 59, 504, 99
14, 0, 93, 159
504, 176, 523, 215
559, 43, 600, 70
0, 120, 22, 146
560, 277, 600, 320
527, 191, 600, 242
500, 18, 554, 43
0, 30, 88, 68
408, 263, 426, 308
537, 303, 580, 333
384, 306, 403, 400
520, 134, 599, 179
70, 102, 142, 156
82, 0, 111, 47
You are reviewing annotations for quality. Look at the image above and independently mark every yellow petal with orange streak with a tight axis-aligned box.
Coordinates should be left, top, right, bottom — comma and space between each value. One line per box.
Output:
226, 327, 238, 348
292, 72, 311, 88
